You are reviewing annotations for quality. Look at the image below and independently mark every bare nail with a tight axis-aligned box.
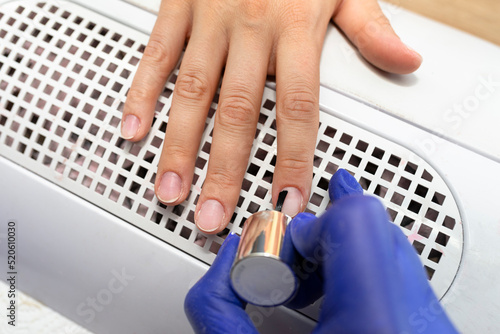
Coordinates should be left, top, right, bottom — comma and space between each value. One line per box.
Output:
196, 200, 225, 233
121, 115, 140, 139
157, 172, 182, 204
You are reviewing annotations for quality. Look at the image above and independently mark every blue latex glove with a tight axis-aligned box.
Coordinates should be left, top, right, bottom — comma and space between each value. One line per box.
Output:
185, 169, 458, 333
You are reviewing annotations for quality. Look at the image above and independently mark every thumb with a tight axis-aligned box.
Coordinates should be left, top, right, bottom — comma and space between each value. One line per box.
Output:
333, 0, 422, 74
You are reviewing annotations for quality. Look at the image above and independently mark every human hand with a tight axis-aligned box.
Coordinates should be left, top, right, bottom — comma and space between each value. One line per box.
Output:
122, 0, 423, 234
184, 169, 457, 333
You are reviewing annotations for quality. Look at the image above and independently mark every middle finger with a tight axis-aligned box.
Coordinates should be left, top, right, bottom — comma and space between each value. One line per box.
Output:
194, 28, 272, 233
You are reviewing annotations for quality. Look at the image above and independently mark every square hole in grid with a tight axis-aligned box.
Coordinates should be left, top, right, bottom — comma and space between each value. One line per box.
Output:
254, 186, 268, 200
171, 204, 185, 217
194, 234, 207, 248
436, 232, 450, 247
422, 169, 433, 182
348, 154, 362, 167
316, 140, 329, 153
408, 200, 422, 214
390, 192, 403, 206
417, 223, 432, 239
432, 191, 446, 206
381, 169, 395, 182
313, 155, 323, 168
42, 155, 52, 166
398, 176, 411, 190
186, 210, 196, 224
323, 125, 337, 139
209, 240, 222, 254
371, 147, 385, 159
247, 201, 260, 214
82, 175, 92, 188
165, 218, 177, 232
425, 208, 439, 222
400, 216, 415, 230
180, 226, 192, 240
364, 161, 378, 175
405, 161, 418, 175
374, 184, 388, 198
425, 266, 435, 280
150, 211, 163, 224
333, 147, 345, 160
359, 176, 371, 191
412, 240, 425, 255
428, 249, 443, 264
386, 207, 398, 222
339, 133, 352, 145
129, 181, 141, 194
310, 192, 324, 207
95, 182, 106, 195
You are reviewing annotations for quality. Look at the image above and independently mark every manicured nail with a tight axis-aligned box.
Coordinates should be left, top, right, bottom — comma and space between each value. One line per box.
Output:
280, 187, 303, 217
196, 200, 225, 233
157, 172, 182, 203
121, 114, 140, 139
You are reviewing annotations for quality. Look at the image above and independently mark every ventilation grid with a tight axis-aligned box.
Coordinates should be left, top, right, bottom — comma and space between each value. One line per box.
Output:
0, 0, 462, 301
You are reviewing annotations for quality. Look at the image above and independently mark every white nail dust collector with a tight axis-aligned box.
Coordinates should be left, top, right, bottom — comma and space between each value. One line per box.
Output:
1, 1, 500, 333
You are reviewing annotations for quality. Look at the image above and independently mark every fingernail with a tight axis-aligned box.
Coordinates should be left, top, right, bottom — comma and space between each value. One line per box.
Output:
157, 172, 182, 203
280, 187, 303, 217
405, 43, 423, 62
121, 115, 140, 139
196, 200, 225, 233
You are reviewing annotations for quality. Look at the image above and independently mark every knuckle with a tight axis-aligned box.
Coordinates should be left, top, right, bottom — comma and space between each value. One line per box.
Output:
277, 155, 312, 176
175, 71, 210, 100
165, 141, 192, 162
279, 88, 318, 121
206, 167, 240, 189
241, 0, 268, 18
239, 0, 269, 29
126, 86, 150, 106
217, 93, 256, 127
355, 13, 391, 45
280, 2, 313, 30
143, 38, 171, 64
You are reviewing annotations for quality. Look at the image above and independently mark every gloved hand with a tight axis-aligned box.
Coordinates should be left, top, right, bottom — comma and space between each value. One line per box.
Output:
184, 169, 458, 333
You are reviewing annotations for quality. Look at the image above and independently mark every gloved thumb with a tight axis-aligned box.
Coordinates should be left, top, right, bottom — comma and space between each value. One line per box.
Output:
290, 169, 363, 259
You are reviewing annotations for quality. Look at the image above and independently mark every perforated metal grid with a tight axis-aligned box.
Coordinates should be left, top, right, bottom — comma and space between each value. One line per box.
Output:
0, 0, 462, 300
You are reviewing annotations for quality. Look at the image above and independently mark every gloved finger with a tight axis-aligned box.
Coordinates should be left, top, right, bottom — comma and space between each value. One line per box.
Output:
328, 169, 363, 202
185, 234, 257, 334
281, 213, 324, 309
315, 196, 410, 333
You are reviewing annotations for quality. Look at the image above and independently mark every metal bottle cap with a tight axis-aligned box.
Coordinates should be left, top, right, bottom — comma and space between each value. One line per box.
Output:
230, 192, 297, 306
